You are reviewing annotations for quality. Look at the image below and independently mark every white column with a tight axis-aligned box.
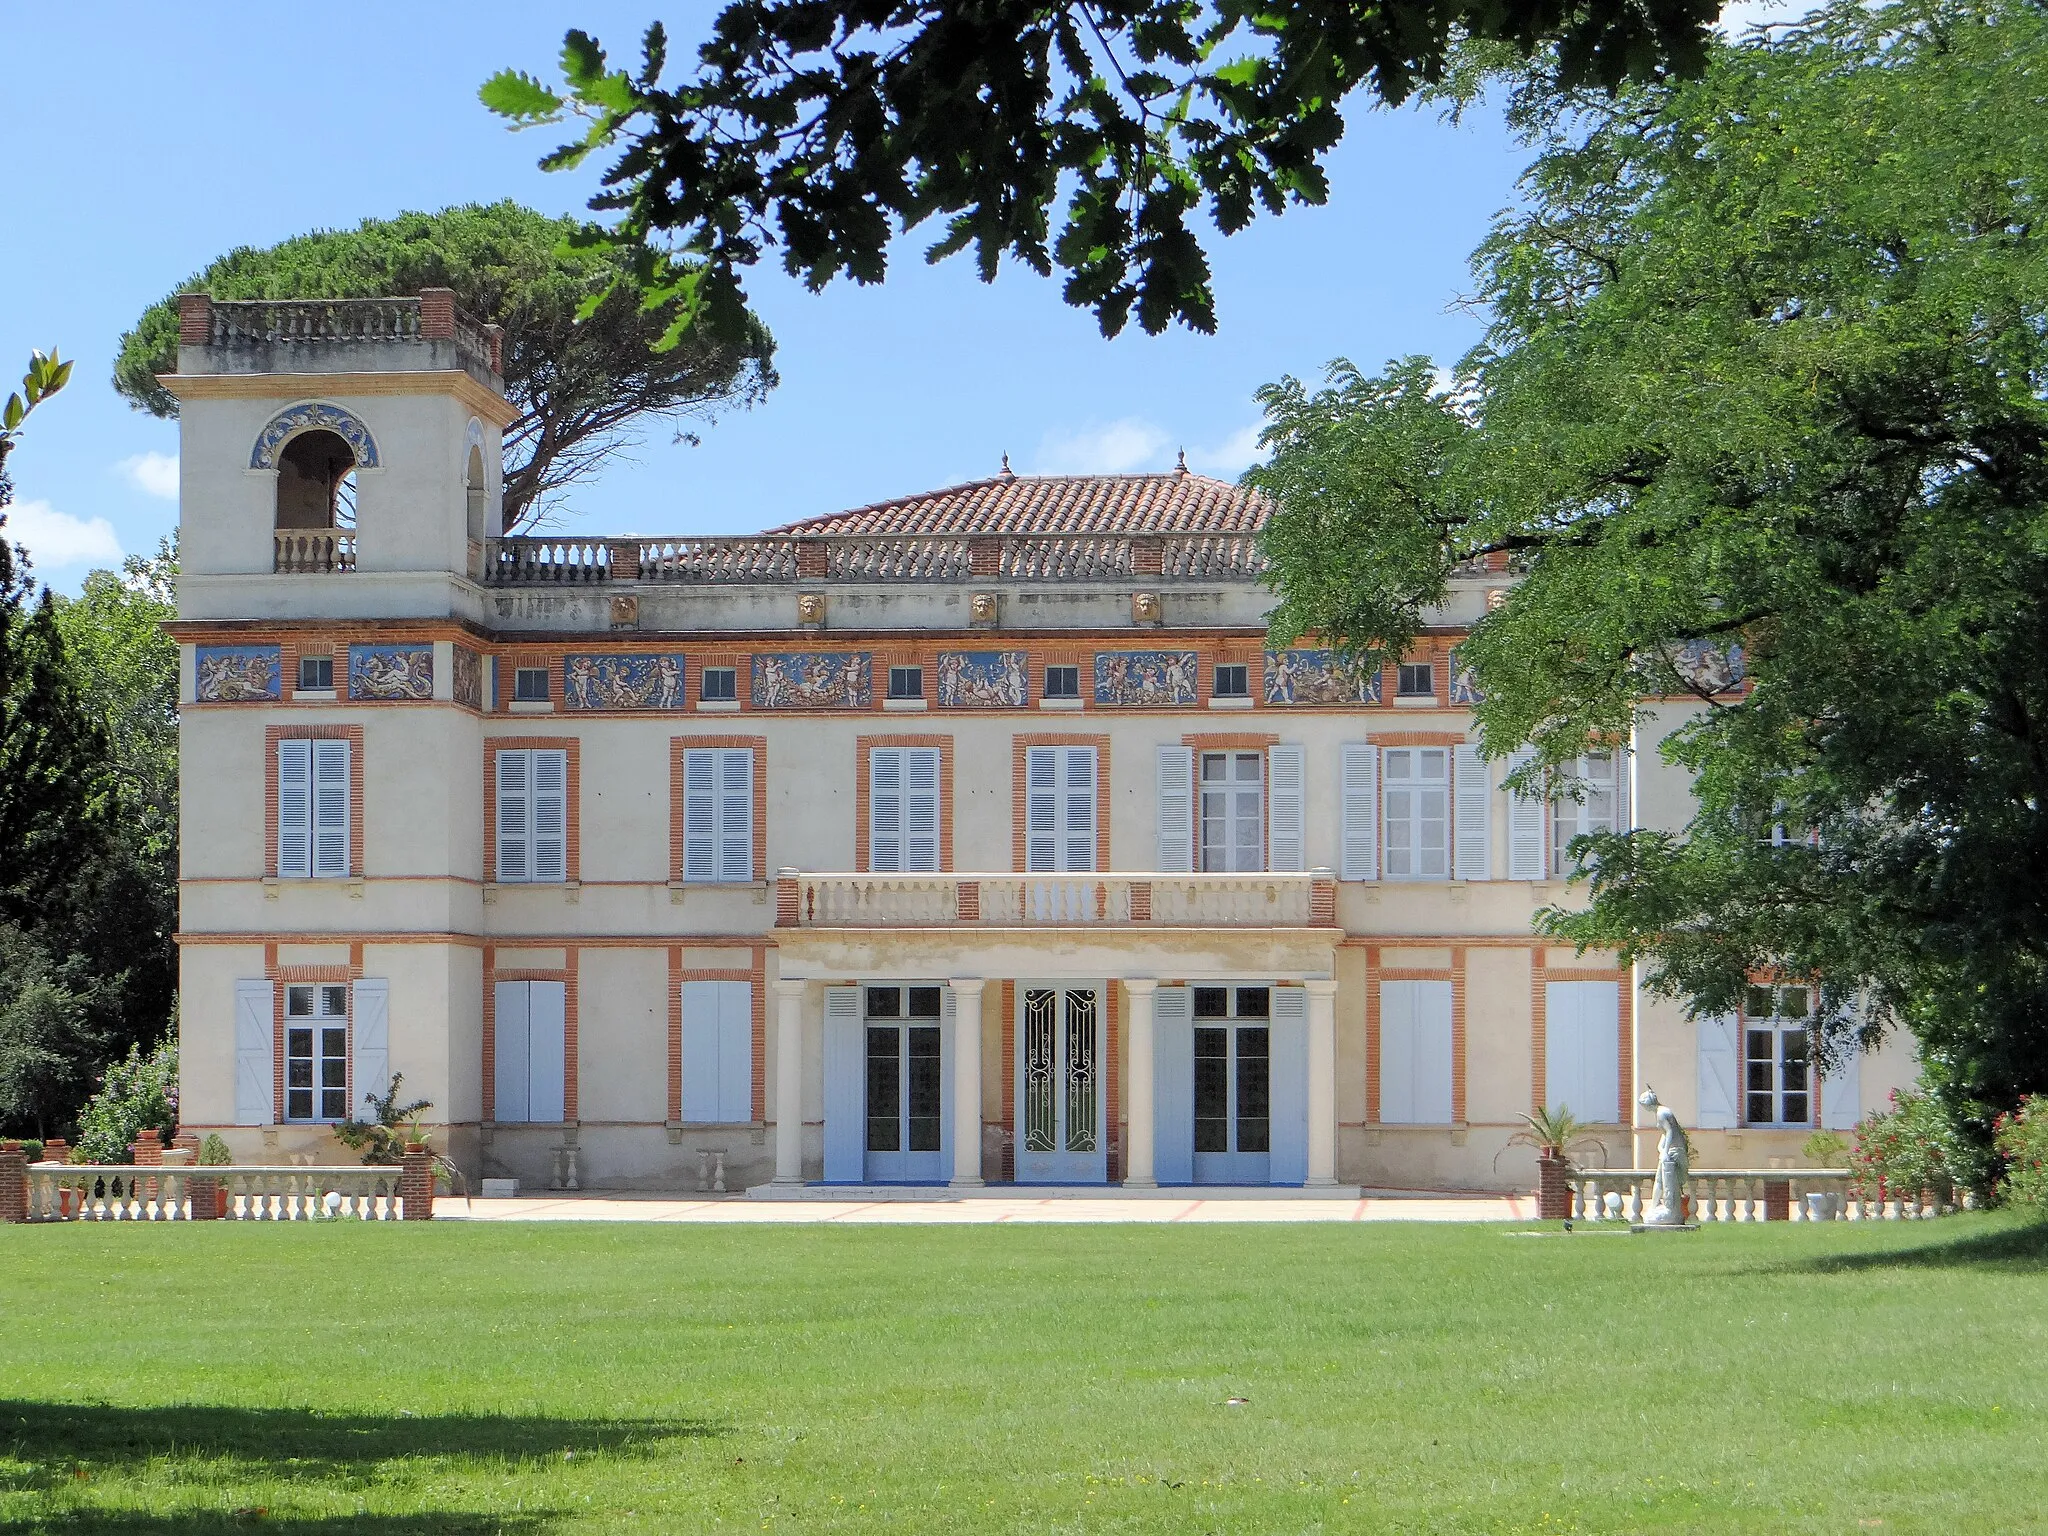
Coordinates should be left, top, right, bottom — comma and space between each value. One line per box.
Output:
1123, 979, 1158, 1188
772, 978, 805, 1185
950, 979, 986, 1187
1305, 977, 1339, 1187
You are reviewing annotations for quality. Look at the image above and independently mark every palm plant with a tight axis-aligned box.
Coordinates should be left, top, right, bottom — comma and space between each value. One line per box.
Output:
1503, 1106, 1608, 1170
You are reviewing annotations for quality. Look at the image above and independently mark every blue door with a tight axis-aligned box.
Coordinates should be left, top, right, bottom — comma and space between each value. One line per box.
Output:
863, 984, 948, 1182
1013, 985, 1107, 1183
1191, 985, 1272, 1184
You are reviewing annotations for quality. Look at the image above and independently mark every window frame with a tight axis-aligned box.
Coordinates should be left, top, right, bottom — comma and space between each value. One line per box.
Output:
512, 666, 551, 702
492, 745, 571, 884
283, 982, 350, 1123
1742, 984, 1813, 1127
681, 746, 756, 883
887, 665, 925, 701
1212, 663, 1250, 699
1552, 750, 1623, 873
1382, 745, 1451, 880
297, 654, 333, 691
1396, 662, 1435, 698
274, 733, 354, 880
1043, 665, 1080, 699
1198, 750, 1265, 872
699, 666, 738, 702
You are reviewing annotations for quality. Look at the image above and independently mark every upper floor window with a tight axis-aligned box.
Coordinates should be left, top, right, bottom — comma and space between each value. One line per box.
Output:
682, 747, 755, 882
1552, 751, 1622, 871
1044, 665, 1080, 699
869, 746, 941, 872
495, 748, 568, 883
297, 655, 333, 691
701, 666, 738, 702
1396, 662, 1434, 698
1200, 751, 1264, 872
513, 667, 550, 702
1744, 984, 1811, 1126
888, 666, 924, 701
277, 737, 351, 879
1025, 745, 1097, 872
1213, 664, 1249, 699
1383, 747, 1449, 879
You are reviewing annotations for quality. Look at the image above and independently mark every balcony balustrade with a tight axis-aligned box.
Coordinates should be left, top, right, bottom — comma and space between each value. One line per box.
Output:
273, 528, 356, 573
777, 870, 1335, 929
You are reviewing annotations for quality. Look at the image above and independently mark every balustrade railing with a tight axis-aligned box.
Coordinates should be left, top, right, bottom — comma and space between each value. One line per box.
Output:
210, 298, 421, 347
25, 1163, 404, 1221
1564, 1168, 1959, 1223
782, 870, 1331, 928
636, 537, 800, 581
273, 528, 357, 573
486, 536, 612, 584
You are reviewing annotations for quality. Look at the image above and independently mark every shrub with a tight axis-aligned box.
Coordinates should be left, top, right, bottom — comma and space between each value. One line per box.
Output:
197, 1133, 232, 1167
333, 1073, 431, 1166
1993, 1096, 2048, 1211
1802, 1130, 1849, 1167
74, 1036, 177, 1162
1847, 1089, 1955, 1202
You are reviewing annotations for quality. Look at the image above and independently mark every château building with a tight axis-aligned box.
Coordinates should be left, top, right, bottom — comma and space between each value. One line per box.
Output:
166, 291, 1910, 1193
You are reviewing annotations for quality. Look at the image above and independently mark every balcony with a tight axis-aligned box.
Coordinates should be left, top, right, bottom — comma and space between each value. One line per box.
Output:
776, 870, 1336, 929
274, 528, 357, 573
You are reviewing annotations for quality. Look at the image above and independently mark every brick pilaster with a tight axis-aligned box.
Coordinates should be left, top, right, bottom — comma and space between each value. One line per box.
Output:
1132, 536, 1165, 576
968, 537, 1001, 577
1762, 1179, 1791, 1222
1537, 1153, 1571, 1221
796, 539, 828, 579
400, 1144, 435, 1220
418, 288, 456, 340
39, 1137, 68, 1166
130, 1129, 163, 1166
189, 1175, 222, 1221
483, 323, 505, 374
176, 293, 213, 345
0, 1143, 26, 1224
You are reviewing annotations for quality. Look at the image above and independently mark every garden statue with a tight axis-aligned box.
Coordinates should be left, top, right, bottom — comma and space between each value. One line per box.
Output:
1638, 1087, 1691, 1227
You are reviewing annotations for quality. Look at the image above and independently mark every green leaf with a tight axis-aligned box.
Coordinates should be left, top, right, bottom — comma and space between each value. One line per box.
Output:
479, 70, 564, 122
560, 30, 607, 90
3, 393, 23, 431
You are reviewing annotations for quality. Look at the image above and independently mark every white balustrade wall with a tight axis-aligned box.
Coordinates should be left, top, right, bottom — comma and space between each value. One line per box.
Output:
786, 871, 1326, 927
25, 1164, 405, 1222
1565, 1168, 1961, 1223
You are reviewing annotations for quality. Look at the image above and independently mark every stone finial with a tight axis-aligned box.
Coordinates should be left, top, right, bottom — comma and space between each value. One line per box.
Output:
1176, 448, 1188, 474
999, 453, 1014, 477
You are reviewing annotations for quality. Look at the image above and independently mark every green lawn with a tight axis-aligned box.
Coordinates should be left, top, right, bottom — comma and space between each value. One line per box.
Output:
2, 1216, 2044, 1534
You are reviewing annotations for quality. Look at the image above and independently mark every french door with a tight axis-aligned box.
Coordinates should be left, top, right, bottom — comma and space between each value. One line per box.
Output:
1192, 985, 1272, 1183
1015, 985, 1107, 1182
864, 984, 947, 1181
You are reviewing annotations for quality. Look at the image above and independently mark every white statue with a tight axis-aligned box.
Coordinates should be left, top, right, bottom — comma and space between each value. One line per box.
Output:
1639, 1088, 1691, 1227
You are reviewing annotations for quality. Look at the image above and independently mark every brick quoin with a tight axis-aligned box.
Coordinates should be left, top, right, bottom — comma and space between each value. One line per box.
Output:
400, 1143, 436, 1219
417, 288, 456, 340
176, 293, 212, 345
0, 1142, 26, 1224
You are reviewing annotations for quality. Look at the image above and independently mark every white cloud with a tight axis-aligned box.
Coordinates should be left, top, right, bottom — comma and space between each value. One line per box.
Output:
118, 451, 179, 500
1032, 418, 1173, 475
4, 500, 124, 569
1186, 422, 1266, 478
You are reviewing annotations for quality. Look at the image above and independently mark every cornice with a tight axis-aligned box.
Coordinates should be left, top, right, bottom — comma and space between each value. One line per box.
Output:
155, 370, 521, 427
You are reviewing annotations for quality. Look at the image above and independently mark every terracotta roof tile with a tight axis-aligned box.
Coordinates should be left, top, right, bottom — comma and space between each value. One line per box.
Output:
766, 471, 1271, 538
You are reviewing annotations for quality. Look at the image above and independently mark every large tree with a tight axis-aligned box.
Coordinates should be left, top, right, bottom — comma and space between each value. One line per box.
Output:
115, 201, 778, 529
480, 0, 1719, 342
1253, 0, 2048, 1183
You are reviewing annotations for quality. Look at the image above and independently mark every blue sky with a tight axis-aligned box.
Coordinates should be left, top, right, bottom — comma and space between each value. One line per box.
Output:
1, 2, 1541, 592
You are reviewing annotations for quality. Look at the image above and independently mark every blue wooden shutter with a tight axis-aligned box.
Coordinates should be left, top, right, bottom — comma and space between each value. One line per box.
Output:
1821, 1037, 1862, 1130
527, 980, 567, 1122
1696, 1013, 1740, 1129
1341, 744, 1378, 881
350, 978, 390, 1124
870, 748, 903, 871
718, 981, 754, 1122
718, 749, 754, 882
312, 738, 350, 877
1507, 747, 1546, 880
680, 980, 719, 1122
234, 979, 274, 1125
1156, 747, 1194, 872
1545, 980, 1619, 1124
682, 751, 717, 882
1153, 986, 1195, 1183
531, 750, 568, 883
1381, 980, 1454, 1124
1267, 744, 1306, 871
493, 980, 531, 1122
1454, 742, 1491, 881
1026, 746, 1057, 871
822, 985, 864, 1180
1268, 986, 1309, 1184
496, 750, 530, 882
277, 740, 312, 878
905, 747, 941, 871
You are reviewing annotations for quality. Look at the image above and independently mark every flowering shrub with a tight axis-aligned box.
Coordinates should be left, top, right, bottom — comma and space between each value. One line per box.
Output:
1847, 1090, 1954, 1203
1993, 1096, 2048, 1211
75, 1036, 177, 1163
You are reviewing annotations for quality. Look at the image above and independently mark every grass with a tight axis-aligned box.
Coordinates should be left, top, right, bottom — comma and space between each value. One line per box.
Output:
3, 1215, 2046, 1533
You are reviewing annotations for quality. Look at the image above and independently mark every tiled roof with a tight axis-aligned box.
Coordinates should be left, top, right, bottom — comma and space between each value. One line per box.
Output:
767, 469, 1272, 538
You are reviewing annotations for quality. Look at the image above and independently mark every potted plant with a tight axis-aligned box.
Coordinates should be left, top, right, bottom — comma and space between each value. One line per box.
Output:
1505, 1106, 1606, 1220
58, 1145, 89, 1219
196, 1133, 234, 1218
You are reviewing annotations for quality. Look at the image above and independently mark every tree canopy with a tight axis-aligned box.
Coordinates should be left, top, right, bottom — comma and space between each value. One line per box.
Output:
1252, 0, 2048, 1180
115, 202, 778, 529
481, 0, 1720, 342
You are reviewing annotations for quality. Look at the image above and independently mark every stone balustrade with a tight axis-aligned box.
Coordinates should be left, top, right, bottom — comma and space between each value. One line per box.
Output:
273, 528, 357, 574
23, 1162, 420, 1221
1565, 1167, 1959, 1223
779, 870, 1333, 929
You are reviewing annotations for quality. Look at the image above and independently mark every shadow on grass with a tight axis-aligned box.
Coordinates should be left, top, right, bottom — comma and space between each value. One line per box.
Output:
1764, 1218, 2048, 1275
1, 1516, 550, 1535
0, 1400, 720, 1493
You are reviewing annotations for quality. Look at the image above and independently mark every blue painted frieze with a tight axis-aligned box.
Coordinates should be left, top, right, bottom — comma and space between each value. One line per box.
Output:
936, 651, 1029, 708
250, 401, 379, 470
1262, 649, 1381, 706
452, 646, 484, 710
751, 652, 873, 709
1448, 647, 1482, 705
563, 653, 685, 710
347, 645, 433, 701
195, 645, 281, 703
1094, 651, 1198, 707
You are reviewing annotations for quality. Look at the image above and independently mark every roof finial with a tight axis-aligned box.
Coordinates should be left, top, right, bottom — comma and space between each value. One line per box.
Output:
1000, 451, 1014, 477
1176, 447, 1188, 474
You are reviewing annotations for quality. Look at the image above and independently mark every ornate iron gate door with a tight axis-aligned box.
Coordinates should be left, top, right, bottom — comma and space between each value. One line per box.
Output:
1016, 985, 1107, 1182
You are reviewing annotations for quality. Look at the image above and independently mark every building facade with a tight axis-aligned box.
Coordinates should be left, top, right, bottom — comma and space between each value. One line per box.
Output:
168, 293, 1913, 1193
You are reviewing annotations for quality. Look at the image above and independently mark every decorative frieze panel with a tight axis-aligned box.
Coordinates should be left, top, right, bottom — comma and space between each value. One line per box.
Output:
195, 645, 281, 703
347, 645, 433, 701
1094, 650, 1198, 706
452, 646, 484, 710
1674, 640, 1746, 694
936, 651, 1028, 707
1448, 647, 1481, 705
1262, 649, 1380, 706
752, 652, 872, 709
250, 401, 379, 470
563, 653, 685, 710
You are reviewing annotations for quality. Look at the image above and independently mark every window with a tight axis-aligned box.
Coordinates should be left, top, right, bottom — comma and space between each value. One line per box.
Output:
1397, 662, 1434, 698
1383, 747, 1449, 879
1213, 664, 1249, 699
1545, 980, 1620, 1123
682, 747, 754, 882
277, 737, 350, 879
493, 980, 567, 1123
700, 666, 737, 702
865, 985, 944, 1157
1193, 986, 1272, 1157
1379, 979, 1454, 1124
681, 980, 753, 1123
1200, 751, 1263, 871
513, 667, 550, 702
869, 746, 941, 871
1025, 745, 1097, 872
284, 983, 349, 1122
297, 655, 333, 691
1044, 665, 1080, 699
1744, 984, 1811, 1125
1553, 751, 1622, 871
495, 748, 568, 883
888, 666, 924, 701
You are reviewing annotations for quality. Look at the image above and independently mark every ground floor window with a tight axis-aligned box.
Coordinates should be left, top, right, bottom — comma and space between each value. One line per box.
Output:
1193, 986, 1271, 1171
865, 985, 944, 1157
285, 983, 348, 1122
1744, 983, 1811, 1126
